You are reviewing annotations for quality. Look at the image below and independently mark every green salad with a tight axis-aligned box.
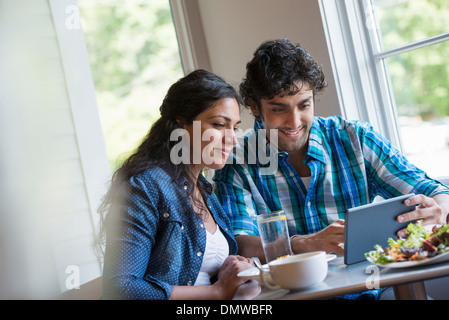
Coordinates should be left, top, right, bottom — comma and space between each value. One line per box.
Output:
365, 221, 449, 264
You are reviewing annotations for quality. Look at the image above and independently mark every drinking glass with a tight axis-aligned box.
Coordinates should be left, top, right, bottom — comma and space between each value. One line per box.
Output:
256, 211, 293, 262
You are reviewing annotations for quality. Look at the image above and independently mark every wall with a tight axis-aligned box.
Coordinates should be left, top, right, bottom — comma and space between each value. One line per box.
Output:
0, 0, 108, 298
196, 0, 341, 130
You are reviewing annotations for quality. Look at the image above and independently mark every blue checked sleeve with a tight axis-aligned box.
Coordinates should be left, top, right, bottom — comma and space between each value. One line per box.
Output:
356, 120, 449, 199
213, 164, 260, 236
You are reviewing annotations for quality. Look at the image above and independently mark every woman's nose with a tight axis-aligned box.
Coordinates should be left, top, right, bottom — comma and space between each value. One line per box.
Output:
224, 129, 237, 145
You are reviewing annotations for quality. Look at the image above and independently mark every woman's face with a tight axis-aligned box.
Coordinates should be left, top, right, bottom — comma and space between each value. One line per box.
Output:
182, 97, 241, 174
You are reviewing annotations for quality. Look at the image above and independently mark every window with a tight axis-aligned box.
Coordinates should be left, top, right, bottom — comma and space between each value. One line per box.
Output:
320, 0, 449, 181
78, 0, 184, 170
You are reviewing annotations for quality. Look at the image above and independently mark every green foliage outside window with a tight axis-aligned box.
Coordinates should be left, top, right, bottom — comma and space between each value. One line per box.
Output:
375, 0, 449, 120
78, 0, 183, 170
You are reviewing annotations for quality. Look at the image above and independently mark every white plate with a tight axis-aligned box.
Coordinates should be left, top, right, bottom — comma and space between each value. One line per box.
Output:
367, 250, 449, 268
237, 253, 337, 281
326, 253, 337, 262
237, 264, 269, 282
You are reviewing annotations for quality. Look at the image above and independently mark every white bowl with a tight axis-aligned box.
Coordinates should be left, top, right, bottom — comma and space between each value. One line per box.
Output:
262, 251, 328, 290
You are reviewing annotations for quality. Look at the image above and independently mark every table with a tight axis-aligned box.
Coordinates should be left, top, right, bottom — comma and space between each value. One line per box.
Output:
256, 257, 449, 300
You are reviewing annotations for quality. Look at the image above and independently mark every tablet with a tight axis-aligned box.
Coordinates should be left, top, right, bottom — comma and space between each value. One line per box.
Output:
344, 193, 415, 265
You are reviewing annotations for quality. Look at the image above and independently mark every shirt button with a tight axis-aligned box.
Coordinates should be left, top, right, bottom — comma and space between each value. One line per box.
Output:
289, 172, 294, 177
307, 201, 311, 207
197, 251, 202, 257
181, 225, 184, 230
200, 223, 204, 228
187, 281, 192, 286
183, 185, 188, 190
163, 212, 169, 218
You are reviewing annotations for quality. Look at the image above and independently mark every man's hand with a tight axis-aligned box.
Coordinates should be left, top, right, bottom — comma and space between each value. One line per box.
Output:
396, 194, 449, 237
290, 219, 345, 256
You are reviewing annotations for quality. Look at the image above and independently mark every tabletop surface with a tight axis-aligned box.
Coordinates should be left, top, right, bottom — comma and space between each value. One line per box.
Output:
256, 256, 449, 300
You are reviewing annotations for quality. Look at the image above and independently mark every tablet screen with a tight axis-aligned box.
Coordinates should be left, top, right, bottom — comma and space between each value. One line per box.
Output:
344, 194, 415, 265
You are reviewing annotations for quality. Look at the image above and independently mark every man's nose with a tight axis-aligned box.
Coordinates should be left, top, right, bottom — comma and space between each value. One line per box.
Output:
284, 109, 302, 129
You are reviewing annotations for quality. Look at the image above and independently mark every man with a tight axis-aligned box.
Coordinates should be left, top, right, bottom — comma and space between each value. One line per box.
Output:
213, 38, 449, 267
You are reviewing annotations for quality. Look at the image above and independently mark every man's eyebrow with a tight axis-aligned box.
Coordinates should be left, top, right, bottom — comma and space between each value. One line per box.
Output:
300, 96, 313, 104
267, 101, 289, 107
267, 96, 313, 107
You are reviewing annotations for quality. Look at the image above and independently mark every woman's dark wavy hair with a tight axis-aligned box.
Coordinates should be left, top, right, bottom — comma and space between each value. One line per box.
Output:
239, 38, 327, 112
95, 69, 239, 258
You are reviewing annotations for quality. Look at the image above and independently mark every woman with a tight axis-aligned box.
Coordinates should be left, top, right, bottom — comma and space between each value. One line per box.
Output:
98, 69, 257, 299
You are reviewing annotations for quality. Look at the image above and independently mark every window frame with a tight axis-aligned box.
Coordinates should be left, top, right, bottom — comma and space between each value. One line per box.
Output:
319, 0, 449, 183
49, 0, 111, 233
169, 0, 211, 74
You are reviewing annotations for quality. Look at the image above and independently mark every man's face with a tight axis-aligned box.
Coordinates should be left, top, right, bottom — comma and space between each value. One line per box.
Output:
251, 81, 314, 155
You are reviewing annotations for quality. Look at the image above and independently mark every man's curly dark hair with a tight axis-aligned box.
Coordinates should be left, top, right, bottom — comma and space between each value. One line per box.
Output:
239, 38, 327, 111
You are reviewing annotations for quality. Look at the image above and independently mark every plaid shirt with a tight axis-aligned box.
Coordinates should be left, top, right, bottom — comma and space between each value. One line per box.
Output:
213, 116, 449, 238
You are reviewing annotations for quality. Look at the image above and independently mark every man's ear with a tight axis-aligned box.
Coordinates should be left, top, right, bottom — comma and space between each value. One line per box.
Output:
249, 100, 264, 123
249, 99, 260, 117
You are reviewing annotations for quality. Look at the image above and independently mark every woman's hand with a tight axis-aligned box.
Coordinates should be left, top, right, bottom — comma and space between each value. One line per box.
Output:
170, 255, 255, 300
214, 255, 255, 299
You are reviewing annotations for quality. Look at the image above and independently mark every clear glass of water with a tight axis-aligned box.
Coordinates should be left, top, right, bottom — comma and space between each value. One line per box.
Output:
256, 211, 293, 262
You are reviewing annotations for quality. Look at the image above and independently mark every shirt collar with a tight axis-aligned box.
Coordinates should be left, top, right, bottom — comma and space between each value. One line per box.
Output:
307, 118, 326, 164
253, 120, 284, 157
179, 172, 214, 195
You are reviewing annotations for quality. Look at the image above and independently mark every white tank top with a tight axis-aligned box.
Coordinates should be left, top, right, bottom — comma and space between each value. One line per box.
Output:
194, 226, 229, 285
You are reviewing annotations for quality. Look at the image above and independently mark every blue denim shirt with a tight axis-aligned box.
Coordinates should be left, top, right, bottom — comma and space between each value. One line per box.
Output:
102, 166, 238, 299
